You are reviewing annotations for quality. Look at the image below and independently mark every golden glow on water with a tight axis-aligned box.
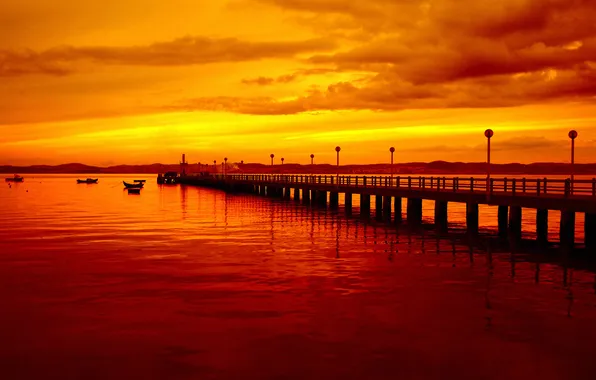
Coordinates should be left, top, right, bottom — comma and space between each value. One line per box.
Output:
1, 176, 596, 378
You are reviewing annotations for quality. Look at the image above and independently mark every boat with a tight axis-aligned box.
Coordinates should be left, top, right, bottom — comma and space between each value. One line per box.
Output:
127, 188, 141, 194
5, 174, 24, 182
157, 171, 178, 184
133, 180, 146, 183
77, 178, 98, 184
123, 181, 144, 189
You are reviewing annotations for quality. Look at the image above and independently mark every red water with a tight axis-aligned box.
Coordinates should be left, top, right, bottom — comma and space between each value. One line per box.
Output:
1, 175, 596, 379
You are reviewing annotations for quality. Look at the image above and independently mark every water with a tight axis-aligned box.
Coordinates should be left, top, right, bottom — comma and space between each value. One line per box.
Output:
1, 174, 596, 379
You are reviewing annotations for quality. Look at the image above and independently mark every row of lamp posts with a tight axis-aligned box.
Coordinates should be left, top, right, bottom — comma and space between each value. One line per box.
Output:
485, 129, 579, 192
213, 129, 579, 186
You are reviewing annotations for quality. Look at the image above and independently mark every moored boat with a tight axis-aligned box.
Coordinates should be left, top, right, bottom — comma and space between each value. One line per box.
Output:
5, 174, 24, 182
77, 178, 98, 184
127, 188, 141, 194
123, 181, 144, 189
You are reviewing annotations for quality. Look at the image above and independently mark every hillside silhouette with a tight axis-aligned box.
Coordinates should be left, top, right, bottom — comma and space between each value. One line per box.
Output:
2, 161, 596, 175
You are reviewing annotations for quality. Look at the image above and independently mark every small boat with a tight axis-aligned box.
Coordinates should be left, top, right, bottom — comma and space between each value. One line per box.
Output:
5, 174, 24, 182
127, 188, 141, 194
123, 181, 144, 189
77, 178, 98, 184
133, 180, 146, 183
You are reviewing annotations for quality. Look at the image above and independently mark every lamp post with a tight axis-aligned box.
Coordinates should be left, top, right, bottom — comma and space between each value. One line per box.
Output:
485, 129, 494, 191
389, 147, 395, 178
281, 157, 284, 166
569, 130, 578, 194
270, 154, 274, 166
224, 157, 228, 177
213, 160, 216, 173
335, 146, 341, 180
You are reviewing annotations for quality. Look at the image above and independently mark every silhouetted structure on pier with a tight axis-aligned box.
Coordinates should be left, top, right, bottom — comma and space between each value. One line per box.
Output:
178, 174, 596, 252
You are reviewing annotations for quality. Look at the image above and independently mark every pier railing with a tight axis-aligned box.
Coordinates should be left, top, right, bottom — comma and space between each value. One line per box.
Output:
206, 174, 596, 197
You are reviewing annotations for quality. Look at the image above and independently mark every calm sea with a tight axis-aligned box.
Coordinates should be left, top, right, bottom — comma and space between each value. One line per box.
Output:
1, 174, 596, 380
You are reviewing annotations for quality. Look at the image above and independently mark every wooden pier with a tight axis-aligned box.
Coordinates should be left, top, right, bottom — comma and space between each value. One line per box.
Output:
177, 174, 596, 251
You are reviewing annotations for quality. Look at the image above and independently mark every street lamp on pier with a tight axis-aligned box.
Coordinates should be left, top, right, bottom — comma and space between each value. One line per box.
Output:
213, 160, 216, 173
389, 147, 395, 178
569, 130, 578, 194
224, 157, 228, 176
485, 129, 494, 191
270, 154, 274, 166
335, 146, 341, 180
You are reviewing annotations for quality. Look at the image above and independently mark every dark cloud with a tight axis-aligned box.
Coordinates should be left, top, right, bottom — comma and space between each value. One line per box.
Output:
175, 64, 596, 115
0, 36, 336, 77
196, 0, 596, 114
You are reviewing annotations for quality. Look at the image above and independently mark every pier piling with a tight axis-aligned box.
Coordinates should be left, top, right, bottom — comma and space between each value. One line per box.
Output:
329, 192, 339, 209
536, 209, 548, 245
345, 193, 353, 215
383, 196, 392, 222
466, 203, 479, 235
360, 194, 371, 218
560, 211, 575, 249
394, 197, 402, 224
375, 195, 383, 220
407, 198, 423, 224
434, 201, 448, 231
498, 205, 508, 239
585, 213, 596, 252
509, 206, 522, 241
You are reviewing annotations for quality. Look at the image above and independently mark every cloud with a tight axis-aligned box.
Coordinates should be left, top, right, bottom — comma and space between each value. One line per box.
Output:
241, 68, 336, 85
174, 64, 596, 115
0, 36, 336, 77
172, 0, 594, 114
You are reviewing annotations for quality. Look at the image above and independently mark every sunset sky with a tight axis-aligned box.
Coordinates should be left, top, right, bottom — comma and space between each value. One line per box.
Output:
2, 0, 596, 166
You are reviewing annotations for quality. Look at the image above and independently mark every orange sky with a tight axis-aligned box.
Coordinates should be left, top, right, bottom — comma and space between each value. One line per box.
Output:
2, 0, 596, 166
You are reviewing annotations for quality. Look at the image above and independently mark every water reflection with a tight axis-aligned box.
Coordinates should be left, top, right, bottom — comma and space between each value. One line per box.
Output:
2, 176, 596, 379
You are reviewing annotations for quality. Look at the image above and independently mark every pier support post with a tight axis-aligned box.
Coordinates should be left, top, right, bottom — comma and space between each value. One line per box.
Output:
498, 205, 508, 239
536, 209, 548, 245
285, 187, 292, 200
259, 185, 266, 196
375, 195, 383, 220
394, 197, 402, 224
329, 192, 339, 209
312, 190, 320, 206
360, 194, 371, 218
383, 196, 392, 222
585, 213, 596, 252
466, 203, 479, 235
509, 206, 522, 241
407, 198, 423, 224
560, 211, 575, 249
294, 188, 300, 202
317, 191, 327, 207
345, 193, 353, 215
303, 189, 310, 204
434, 201, 448, 231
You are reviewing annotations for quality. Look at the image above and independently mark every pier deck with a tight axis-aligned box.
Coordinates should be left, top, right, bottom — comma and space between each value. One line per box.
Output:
177, 174, 596, 250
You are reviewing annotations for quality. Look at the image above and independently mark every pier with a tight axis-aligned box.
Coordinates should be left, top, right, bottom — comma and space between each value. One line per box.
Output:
177, 174, 596, 251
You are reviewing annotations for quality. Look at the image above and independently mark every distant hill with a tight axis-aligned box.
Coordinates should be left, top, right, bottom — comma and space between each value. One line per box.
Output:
2, 161, 596, 175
